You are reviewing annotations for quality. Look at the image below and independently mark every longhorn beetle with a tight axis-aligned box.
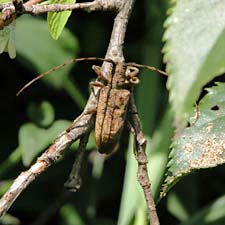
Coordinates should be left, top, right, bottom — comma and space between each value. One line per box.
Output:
17, 57, 167, 154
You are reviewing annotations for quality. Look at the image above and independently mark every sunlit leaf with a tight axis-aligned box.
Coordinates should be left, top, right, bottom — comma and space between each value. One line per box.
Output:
117, 136, 144, 225
162, 82, 225, 197
48, 0, 76, 40
133, 207, 148, 225
164, 0, 225, 125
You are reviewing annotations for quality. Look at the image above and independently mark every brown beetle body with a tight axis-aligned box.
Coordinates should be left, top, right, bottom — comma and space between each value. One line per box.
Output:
93, 62, 139, 154
95, 87, 130, 153
17, 57, 167, 154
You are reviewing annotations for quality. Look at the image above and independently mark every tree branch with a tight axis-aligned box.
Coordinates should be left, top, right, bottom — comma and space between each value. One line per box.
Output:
0, 0, 121, 18
23, 0, 119, 15
0, 0, 122, 28
0, 110, 95, 217
129, 96, 160, 225
64, 134, 89, 191
0, 0, 138, 218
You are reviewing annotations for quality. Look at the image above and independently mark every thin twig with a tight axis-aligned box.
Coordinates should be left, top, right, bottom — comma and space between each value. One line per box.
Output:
0, 0, 121, 29
64, 134, 89, 192
0, 110, 95, 217
128, 96, 160, 225
0, 0, 150, 221
23, 0, 119, 15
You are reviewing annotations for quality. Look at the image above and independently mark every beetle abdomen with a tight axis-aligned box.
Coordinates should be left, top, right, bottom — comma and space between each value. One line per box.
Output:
95, 87, 130, 154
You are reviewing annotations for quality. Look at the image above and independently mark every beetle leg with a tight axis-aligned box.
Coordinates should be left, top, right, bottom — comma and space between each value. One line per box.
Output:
89, 81, 105, 99
92, 65, 110, 82
89, 81, 105, 88
85, 107, 97, 115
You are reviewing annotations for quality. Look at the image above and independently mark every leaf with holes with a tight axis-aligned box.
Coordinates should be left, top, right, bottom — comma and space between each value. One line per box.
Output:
164, 0, 225, 125
47, 0, 76, 40
161, 82, 225, 197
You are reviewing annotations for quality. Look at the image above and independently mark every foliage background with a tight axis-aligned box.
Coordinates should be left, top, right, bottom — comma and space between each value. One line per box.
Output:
1, 0, 225, 225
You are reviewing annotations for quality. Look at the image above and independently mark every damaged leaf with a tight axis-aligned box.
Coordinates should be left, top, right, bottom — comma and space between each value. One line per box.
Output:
164, 0, 225, 125
161, 82, 225, 197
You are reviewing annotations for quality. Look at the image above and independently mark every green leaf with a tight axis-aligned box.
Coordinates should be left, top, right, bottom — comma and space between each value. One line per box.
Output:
0, 148, 21, 177
19, 120, 71, 166
0, 180, 13, 196
0, 23, 16, 59
27, 101, 55, 128
0, 0, 16, 59
164, 0, 225, 124
48, 0, 76, 40
16, 15, 78, 89
161, 82, 225, 197
15, 16, 86, 108
148, 109, 173, 199
167, 192, 189, 222
0, 0, 12, 3
60, 204, 85, 225
133, 207, 148, 225
118, 109, 173, 225
0, 213, 20, 225
180, 195, 225, 225
117, 136, 144, 225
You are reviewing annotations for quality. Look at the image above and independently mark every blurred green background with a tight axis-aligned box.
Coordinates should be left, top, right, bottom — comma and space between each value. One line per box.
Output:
1, 0, 225, 225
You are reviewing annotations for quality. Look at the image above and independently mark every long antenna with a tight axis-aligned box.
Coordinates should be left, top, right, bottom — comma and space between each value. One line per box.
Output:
16, 57, 114, 96
16, 57, 167, 96
125, 62, 168, 76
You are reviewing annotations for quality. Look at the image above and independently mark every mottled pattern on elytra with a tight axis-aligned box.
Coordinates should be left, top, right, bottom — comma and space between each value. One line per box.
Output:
95, 86, 130, 154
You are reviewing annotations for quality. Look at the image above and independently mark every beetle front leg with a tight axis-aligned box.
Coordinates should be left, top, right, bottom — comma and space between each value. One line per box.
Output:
92, 65, 110, 83
89, 80, 105, 99
85, 107, 97, 115
89, 81, 105, 88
